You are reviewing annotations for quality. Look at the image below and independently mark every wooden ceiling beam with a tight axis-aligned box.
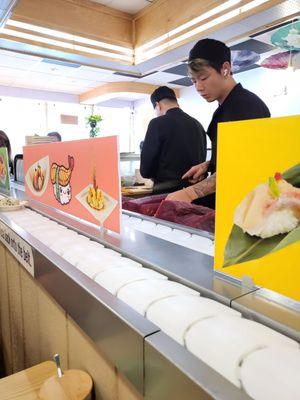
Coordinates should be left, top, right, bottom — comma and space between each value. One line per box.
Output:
79, 81, 180, 104
133, 0, 284, 47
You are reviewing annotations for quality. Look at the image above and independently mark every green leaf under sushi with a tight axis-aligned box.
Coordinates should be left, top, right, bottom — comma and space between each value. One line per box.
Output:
271, 225, 300, 253
223, 163, 300, 267
282, 163, 300, 187
223, 225, 300, 267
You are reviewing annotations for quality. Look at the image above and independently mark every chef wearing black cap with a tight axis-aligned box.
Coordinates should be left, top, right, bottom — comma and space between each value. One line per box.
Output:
140, 86, 207, 194
167, 39, 270, 208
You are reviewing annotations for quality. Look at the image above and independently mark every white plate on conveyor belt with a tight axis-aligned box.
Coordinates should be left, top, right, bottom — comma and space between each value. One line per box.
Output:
6, 210, 33, 220
15, 220, 44, 230
62, 247, 105, 265
50, 238, 83, 255
34, 229, 84, 247
147, 295, 241, 345
49, 235, 94, 255
30, 225, 67, 235
50, 238, 104, 255
85, 240, 105, 249
100, 248, 121, 257
64, 247, 122, 267
117, 279, 199, 316
77, 256, 142, 279
32, 229, 68, 242
185, 316, 299, 387
95, 266, 167, 295
239, 347, 300, 400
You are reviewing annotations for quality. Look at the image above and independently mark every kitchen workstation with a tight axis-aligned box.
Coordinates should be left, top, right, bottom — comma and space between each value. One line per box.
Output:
0, 0, 299, 399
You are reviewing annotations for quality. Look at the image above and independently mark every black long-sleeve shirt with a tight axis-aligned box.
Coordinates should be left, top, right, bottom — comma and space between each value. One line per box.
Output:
140, 108, 207, 182
208, 83, 271, 173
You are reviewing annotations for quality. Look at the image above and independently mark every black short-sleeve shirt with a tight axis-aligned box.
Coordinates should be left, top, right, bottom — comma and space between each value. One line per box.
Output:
208, 83, 271, 173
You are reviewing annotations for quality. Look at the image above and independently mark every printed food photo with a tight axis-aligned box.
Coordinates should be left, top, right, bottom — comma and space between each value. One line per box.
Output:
76, 166, 117, 224
25, 156, 50, 197
223, 163, 300, 267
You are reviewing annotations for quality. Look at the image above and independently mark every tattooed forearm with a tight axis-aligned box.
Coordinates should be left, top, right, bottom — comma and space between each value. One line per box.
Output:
193, 173, 216, 198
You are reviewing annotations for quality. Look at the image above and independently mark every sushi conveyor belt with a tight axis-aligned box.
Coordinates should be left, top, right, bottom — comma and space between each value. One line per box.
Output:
1, 203, 300, 400
121, 212, 214, 256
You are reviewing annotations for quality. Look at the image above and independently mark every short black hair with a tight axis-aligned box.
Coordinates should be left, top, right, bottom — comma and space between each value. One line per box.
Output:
188, 38, 231, 74
150, 86, 177, 108
47, 131, 62, 141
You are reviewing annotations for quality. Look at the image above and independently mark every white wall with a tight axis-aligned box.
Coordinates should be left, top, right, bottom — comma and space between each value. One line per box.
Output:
132, 97, 154, 153
0, 87, 133, 156
0, 97, 47, 155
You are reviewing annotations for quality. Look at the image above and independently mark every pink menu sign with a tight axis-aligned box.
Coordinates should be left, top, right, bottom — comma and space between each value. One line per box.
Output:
23, 136, 120, 233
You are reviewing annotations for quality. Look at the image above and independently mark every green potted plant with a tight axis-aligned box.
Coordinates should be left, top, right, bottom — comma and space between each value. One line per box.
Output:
86, 114, 102, 137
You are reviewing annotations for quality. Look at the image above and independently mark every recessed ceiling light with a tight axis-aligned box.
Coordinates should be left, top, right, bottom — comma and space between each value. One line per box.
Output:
5, 19, 134, 55
1, 27, 133, 62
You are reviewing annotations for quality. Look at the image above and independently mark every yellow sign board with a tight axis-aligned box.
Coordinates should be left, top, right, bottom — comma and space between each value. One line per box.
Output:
214, 115, 300, 301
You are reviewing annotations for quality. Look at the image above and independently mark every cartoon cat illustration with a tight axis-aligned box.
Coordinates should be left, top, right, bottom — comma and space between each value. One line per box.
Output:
50, 155, 74, 205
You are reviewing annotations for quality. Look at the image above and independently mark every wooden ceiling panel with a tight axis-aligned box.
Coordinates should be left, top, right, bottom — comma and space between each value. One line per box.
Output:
12, 0, 133, 47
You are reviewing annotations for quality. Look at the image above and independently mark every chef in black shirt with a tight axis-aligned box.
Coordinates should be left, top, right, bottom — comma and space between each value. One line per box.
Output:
140, 86, 207, 193
167, 39, 270, 207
